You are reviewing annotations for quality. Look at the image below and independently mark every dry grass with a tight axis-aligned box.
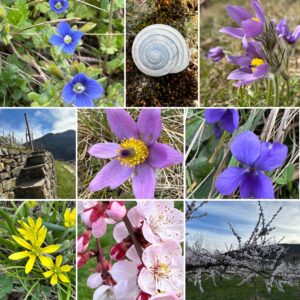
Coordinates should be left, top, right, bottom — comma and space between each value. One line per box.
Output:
77, 109, 184, 199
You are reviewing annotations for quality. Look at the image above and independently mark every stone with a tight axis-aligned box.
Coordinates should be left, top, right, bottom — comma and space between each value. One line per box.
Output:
2, 158, 15, 164
0, 183, 2, 195
1, 148, 8, 155
0, 172, 10, 180
2, 178, 16, 192
12, 167, 22, 177
0, 162, 4, 172
8, 149, 20, 155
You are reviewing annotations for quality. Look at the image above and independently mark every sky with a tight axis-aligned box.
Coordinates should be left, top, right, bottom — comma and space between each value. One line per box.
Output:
186, 201, 300, 252
0, 109, 76, 143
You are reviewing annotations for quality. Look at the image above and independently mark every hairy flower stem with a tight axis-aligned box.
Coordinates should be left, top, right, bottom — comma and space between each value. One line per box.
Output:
273, 76, 279, 106
266, 78, 273, 106
286, 79, 290, 105
123, 215, 143, 262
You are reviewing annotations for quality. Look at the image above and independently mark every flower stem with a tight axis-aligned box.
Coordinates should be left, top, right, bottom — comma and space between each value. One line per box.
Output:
286, 79, 290, 106
96, 238, 106, 270
123, 215, 143, 262
209, 131, 228, 164
266, 78, 272, 106
273, 76, 279, 106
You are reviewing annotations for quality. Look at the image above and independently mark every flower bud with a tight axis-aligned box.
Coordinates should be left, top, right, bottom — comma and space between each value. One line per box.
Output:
77, 229, 91, 252
107, 201, 126, 221
136, 291, 151, 300
110, 242, 127, 260
92, 217, 107, 238
87, 272, 103, 289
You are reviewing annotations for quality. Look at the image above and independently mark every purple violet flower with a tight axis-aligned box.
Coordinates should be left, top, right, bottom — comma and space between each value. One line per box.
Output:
62, 73, 104, 107
276, 19, 300, 44
88, 109, 183, 199
205, 109, 239, 138
49, 22, 83, 54
216, 131, 288, 199
207, 47, 225, 63
227, 37, 269, 86
220, 0, 265, 38
49, 0, 69, 14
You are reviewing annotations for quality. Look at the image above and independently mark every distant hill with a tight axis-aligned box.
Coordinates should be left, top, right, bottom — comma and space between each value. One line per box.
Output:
26, 130, 76, 161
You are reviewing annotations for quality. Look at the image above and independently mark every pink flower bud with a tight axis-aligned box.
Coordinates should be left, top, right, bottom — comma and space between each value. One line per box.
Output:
77, 252, 93, 268
110, 242, 127, 260
137, 291, 151, 300
107, 201, 126, 221
77, 230, 91, 252
92, 217, 107, 238
87, 272, 103, 289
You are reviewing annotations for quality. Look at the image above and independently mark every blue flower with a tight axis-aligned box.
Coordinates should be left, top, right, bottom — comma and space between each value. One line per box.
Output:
216, 131, 288, 199
62, 73, 104, 107
205, 109, 239, 138
49, 22, 83, 54
276, 19, 300, 44
206, 47, 225, 63
49, 0, 69, 14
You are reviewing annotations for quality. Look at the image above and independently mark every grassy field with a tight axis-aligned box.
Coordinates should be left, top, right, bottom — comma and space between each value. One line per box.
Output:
187, 276, 300, 300
54, 160, 76, 199
200, 0, 300, 106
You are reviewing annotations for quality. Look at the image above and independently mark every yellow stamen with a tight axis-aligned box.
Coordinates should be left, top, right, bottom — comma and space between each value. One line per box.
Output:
117, 138, 148, 168
252, 17, 259, 22
251, 58, 264, 72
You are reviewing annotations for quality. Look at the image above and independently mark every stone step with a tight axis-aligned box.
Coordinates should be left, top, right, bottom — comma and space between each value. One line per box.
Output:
14, 178, 47, 199
26, 154, 45, 166
17, 164, 46, 180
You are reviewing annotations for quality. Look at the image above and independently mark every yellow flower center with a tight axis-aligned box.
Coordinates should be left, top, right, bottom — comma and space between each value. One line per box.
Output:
251, 58, 264, 72
252, 17, 259, 22
117, 138, 149, 168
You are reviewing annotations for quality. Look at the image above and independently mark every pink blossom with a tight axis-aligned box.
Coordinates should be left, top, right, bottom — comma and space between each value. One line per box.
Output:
138, 240, 184, 297
77, 229, 91, 252
107, 201, 127, 221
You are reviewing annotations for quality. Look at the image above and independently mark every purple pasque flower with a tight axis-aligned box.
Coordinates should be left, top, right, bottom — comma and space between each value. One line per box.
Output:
207, 47, 225, 63
204, 109, 239, 139
88, 109, 183, 199
276, 19, 300, 44
216, 131, 288, 199
49, 21, 83, 54
227, 37, 269, 86
49, 0, 69, 14
62, 73, 104, 107
220, 0, 265, 38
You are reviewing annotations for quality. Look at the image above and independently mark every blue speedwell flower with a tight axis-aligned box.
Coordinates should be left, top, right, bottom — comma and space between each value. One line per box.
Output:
49, 22, 83, 54
62, 73, 104, 107
49, 0, 69, 14
205, 109, 239, 138
216, 131, 288, 199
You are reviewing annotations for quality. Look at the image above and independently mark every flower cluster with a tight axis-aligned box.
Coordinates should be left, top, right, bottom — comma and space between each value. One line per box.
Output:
9, 217, 72, 285
88, 109, 183, 199
47, 0, 104, 106
219, 0, 300, 86
77, 201, 184, 300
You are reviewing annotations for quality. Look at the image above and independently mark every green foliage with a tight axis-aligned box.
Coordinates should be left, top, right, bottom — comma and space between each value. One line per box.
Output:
0, 0, 124, 107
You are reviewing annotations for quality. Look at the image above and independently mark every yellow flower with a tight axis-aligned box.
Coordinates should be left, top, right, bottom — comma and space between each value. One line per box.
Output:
26, 201, 37, 208
64, 208, 76, 228
9, 220, 61, 274
43, 255, 72, 285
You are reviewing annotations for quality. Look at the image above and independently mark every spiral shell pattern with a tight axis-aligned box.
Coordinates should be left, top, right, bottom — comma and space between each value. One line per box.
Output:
132, 24, 190, 77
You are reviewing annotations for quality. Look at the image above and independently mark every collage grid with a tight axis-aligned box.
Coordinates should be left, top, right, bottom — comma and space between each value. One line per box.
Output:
0, 0, 300, 300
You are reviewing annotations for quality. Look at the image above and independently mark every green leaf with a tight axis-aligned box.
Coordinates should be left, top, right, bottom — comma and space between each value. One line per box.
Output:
190, 156, 213, 180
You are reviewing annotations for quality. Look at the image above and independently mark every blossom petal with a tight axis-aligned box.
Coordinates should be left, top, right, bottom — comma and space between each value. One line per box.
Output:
50, 274, 58, 285
93, 285, 113, 300
49, 34, 64, 47
111, 260, 138, 282
138, 268, 156, 295
42, 244, 61, 254
60, 265, 72, 272
62, 82, 76, 104
251, 0, 265, 23
216, 167, 245, 195
292, 25, 300, 41
231, 131, 261, 166
147, 143, 183, 168
220, 27, 245, 38
88, 143, 120, 159
92, 217, 107, 238
12, 235, 32, 250
240, 171, 274, 199
241, 19, 263, 37
73, 94, 94, 107
106, 109, 138, 140
25, 254, 36, 274
61, 43, 77, 54
226, 5, 253, 24
133, 163, 155, 199
39, 255, 54, 268
227, 67, 253, 80
55, 255, 63, 268
43, 270, 54, 278
227, 55, 252, 67
9, 251, 30, 260
255, 142, 288, 171
220, 109, 239, 134
137, 109, 162, 146
58, 273, 70, 283
113, 222, 128, 242
204, 109, 225, 124
85, 78, 104, 99
89, 159, 134, 192
87, 272, 103, 289
57, 21, 71, 36
253, 63, 269, 78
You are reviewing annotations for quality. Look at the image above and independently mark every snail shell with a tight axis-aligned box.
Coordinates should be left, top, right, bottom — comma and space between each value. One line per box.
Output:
132, 24, 190, 77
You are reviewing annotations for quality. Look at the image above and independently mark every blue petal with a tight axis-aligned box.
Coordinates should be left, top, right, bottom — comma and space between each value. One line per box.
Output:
61, 43, 77, 54
70, 30, 84, 44
204, 109, 226, 124
226, 5, 253, 25
72, 73, 88, 84
220, 27, 245, 38
251, 0, 265, 23
49, 0, 69, 14
241, 18, 263, 38
214, 124, 222, 139
49, 34, 64, 47
220, 109, 239, 134
231, 131, 261, 166
85, 79, 104, 99
216, 166, 245, 196
62, 82, 76, 104
255, 142, 288, 171
240, 171, 274, 199
57, 21, 71, 37
73, 94, 94, 107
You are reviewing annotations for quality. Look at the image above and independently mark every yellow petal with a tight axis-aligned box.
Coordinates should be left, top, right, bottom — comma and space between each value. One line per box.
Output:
58, 273, 70, 283
42, 244, 61, 254
60, 265, 73, 272
12, 235, 33, 250
36, 217, 42, 231
9, 251, 30, 260
27, 217, 35, 228
50, 274, 58, 285
25, 254, 36, 274
17, 228, 28, 236
43, 270, 54, 278
39, 255, 54, 268
64, 209, 70, 220
55, 255, 63, 268
37, 227, 47, 247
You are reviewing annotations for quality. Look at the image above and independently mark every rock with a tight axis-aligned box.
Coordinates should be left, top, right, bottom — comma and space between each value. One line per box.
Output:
12, 167, 22, 177
2, 158, 15, 164
8, 149, 20, 155
1, 148, 8, 155
0, 172, 11, 180
2, 178, 16, 192
0, 183, 2, 195
0, 163, 4, 172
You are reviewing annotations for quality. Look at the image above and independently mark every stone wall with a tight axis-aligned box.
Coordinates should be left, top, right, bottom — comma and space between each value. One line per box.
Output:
0, 148, 56, 199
